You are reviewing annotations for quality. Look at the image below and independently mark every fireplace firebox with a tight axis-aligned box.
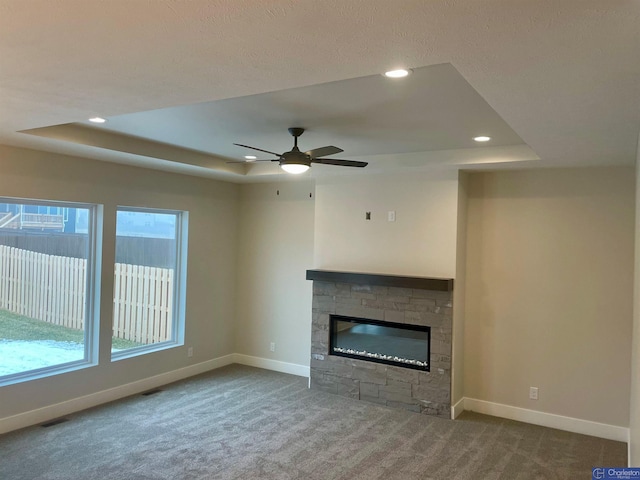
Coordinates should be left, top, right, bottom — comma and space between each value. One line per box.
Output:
329, 314, 430, 371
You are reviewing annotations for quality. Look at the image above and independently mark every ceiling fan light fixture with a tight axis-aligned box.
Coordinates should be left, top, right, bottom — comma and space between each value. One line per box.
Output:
281, 163, 310, 174
384, 69, 412, 78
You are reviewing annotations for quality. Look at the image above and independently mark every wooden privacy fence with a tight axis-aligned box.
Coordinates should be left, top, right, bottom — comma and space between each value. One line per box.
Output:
0, 245, 86, 329
112, 263, 174, 344
0, 245, 173, 344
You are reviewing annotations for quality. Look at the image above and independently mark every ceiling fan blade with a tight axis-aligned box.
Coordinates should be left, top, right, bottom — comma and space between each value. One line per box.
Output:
233, 143, 281, 157
311, 158, 368, 168
305, 146, 343, 158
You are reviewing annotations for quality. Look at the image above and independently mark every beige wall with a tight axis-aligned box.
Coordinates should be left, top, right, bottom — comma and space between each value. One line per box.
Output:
313, 171, 459, 278
0, 145, 239, 419
464, 167, 635, 427
235, 181, 315, 367
630, 136, 640, 464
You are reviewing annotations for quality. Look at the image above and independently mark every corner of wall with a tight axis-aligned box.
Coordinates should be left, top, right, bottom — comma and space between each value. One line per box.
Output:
234, 180, 315, 367
629, 133, 640, 466
451, 170, 469, 406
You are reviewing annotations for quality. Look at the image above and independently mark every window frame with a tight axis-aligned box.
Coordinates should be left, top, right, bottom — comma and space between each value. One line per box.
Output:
0, 197, 102, 386
110, 206, 188, 360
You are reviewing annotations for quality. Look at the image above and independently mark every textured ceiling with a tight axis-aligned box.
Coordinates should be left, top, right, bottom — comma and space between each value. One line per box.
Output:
1, 1, 639, 182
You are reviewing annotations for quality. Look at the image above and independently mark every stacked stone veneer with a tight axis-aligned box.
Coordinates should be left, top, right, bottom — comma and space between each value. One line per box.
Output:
310, 280, 452, 418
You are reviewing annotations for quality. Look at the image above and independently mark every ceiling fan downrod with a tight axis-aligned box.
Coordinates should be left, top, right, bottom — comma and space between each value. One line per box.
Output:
288, 127, 305, 151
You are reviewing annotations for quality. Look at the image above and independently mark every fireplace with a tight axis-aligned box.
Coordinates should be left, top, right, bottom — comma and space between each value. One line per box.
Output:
307, 269, 453, 418
330, 315, 430, 371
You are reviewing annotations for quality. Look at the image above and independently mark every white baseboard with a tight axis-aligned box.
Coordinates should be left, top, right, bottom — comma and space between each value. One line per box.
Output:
463, 397, 629, 443
13, 359, 624, 443
0, 354, 309, 435
0, 354, 235, 435
233, 354, 310, 378
451, 397, 465, 419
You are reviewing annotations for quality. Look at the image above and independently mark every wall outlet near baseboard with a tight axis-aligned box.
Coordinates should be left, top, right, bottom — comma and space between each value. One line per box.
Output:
270, 342, 276, 352
529, 386, 539, 400
187, 347, 193, 358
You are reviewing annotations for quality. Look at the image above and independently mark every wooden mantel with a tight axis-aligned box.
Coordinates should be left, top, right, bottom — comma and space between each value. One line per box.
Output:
306, 269, 453, 292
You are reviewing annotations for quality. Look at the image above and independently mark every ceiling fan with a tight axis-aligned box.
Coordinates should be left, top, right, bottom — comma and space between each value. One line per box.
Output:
234, 128, 368, 174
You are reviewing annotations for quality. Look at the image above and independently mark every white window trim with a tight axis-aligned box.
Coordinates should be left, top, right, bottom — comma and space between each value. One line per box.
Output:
111, 207, 188, 361
0, 199, 102, 386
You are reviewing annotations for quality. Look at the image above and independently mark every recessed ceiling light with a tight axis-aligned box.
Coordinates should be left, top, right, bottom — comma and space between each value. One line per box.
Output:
383, 69, 412, 78
244, 155, 257, 160
88, 117, 107, 123
473, 136, 491, 142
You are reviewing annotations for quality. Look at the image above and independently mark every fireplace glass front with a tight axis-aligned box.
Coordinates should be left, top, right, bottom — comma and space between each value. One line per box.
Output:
329, 315, 430, 371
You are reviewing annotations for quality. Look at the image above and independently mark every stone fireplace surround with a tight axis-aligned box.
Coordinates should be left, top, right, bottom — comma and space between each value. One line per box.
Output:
307, 270, 453, 418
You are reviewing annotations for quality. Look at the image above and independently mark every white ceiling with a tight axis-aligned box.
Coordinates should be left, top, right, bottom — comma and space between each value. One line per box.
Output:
1, 1, 639, 182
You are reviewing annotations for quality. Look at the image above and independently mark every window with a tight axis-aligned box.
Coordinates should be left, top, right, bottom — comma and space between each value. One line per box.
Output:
0, 198, 100, 384
111, 207, 187, 358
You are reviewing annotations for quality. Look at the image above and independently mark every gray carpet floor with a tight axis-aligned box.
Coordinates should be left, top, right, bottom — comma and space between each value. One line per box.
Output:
0, 365, 626, 479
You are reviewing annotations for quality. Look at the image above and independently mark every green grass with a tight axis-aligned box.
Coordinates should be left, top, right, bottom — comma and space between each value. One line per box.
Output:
0, 309, 141, 350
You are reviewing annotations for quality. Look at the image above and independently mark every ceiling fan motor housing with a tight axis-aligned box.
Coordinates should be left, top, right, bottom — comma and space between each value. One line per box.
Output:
280, 149, 311, 167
